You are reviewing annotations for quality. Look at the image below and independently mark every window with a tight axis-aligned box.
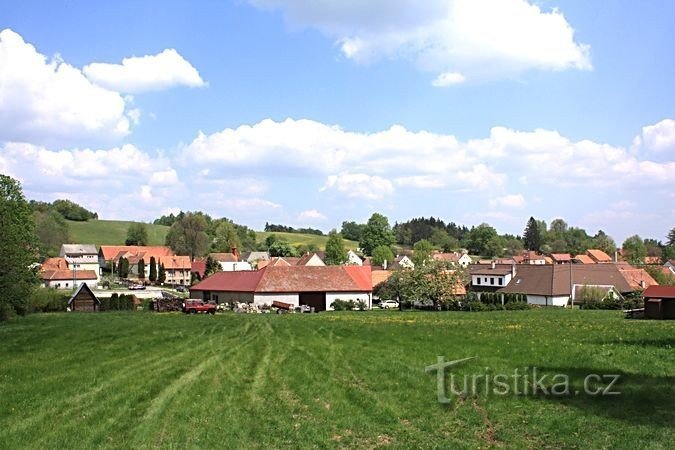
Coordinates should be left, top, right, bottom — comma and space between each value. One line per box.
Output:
476, 277, 481, 285
490, 277, 495, 285
498, 278, 503, 286
484, 277, 488, 283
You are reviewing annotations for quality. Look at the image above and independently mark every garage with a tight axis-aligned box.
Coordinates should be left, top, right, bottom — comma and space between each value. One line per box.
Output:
299, 292, 327, 312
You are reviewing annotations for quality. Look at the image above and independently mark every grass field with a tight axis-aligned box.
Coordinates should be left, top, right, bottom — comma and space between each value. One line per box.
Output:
66, 220, 170, 246
1, 310, 672, 448
67, 220, 357, 251
257, 231, 359, 251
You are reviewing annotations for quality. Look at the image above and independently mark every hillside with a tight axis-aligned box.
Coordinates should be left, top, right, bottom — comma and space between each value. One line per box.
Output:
256, 231, 359, 251
66, 220, 170, 246
66, 220, 359, 251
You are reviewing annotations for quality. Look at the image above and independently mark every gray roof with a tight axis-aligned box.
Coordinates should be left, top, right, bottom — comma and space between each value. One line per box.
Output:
242, 251, 270, 262
60, 244, 98, 255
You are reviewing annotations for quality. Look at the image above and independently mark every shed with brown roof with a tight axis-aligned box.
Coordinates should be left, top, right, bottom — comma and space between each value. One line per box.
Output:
643, 286, 675, 320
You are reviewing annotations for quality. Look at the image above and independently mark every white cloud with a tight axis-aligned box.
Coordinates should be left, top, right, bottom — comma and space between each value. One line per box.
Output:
298, 209, 327, 221
489, 194, 526, 208
249, 0, 591, 83
321, 172, 394, 200
149, 169, 179, 186
432, 71, 465, 87
222, 198, 282, 210
83, 48, 206, 93
0, 28, 130, 145
633, 119, 675, 154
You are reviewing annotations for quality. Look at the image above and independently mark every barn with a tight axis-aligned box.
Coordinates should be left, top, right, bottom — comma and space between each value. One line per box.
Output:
68, 283, 101, 312
643, 286, 675, 320
190, 265, 372, 311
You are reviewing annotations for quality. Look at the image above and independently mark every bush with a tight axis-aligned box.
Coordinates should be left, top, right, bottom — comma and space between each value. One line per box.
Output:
505, 302, 531, 311
99, 293, 135, 311
29, 288, 69, 312
331, 299, 356, 311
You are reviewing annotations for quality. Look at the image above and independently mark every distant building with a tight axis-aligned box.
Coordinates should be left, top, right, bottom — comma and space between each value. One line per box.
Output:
60, 244, 100, 280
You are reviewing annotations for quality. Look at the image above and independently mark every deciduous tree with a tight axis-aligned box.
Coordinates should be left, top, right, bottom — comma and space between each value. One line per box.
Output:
0, 175, 38, 319
324, 229, 347, 265
165, 212, 209, 260
371, 245, 394, 267
126, 223, 149, 246
622, 235, 646, 264
412, 239, 434, 266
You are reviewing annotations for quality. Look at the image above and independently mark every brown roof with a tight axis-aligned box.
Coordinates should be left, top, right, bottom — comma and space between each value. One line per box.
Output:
587, 249, 612, 263
209, 252, 238, 263
191, 260, 206, 278
617, 267, 658, 290
41, 257, 68, 270
372, 269, 393, 288
469, 265, 513, 276
190, 266, 372, 294
498, 264, 635, 296
551, 253, 571, 263
643, 286, 675, 299
41, 269, 98, 281
433, 252, 461, 262
574, 255, 596, 264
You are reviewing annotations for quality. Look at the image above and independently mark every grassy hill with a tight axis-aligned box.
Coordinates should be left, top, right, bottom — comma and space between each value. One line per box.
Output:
257, 231, 359, 251
66, 220, 169, 246
0, 310, 672, 448
67, 220, 358, 251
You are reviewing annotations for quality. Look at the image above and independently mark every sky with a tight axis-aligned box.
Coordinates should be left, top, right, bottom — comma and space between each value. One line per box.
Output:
0, 0, 673, 244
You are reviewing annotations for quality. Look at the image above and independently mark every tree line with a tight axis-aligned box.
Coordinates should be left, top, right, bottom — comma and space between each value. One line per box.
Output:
264, 222, 324, 236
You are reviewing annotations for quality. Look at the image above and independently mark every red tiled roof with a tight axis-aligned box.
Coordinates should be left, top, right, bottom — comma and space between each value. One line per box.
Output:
643, 285, 675, 299
41, 269, 97, 281
191, 266, 372, 294
100, 245, 174, 261
574, 255, 595, 264
433, 252, 460, 262
372, 270, 393, 288
587, 249, 612, 263
163, 255, 191, 269
190, 270, 265, 292
617, 267, 658, 290
41, 257, 68, 270
551, 253, 571, 262
344, 266, 372, 291
209, 252, 238, 263
191, 260, 206, 278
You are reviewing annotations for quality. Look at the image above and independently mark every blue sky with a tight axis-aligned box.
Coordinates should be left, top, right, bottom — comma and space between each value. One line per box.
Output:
1, 0, 673, 244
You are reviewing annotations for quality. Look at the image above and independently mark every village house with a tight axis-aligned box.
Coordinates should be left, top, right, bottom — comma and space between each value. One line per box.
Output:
550, 253, 572, 264
643, 285, 675, 320
60, 244, 100, 280
162, 255, 192, 285
469, 262, 517, 294
241, 251, 270, 268
99, 245, 175, 277
346, 250, 363, 266
586, 249, 612, 264
40, 268, 98, 290
391, 255, 415, 270
190, 265, 373, 311
432, 251, 472, 268
210, 248, 253, 272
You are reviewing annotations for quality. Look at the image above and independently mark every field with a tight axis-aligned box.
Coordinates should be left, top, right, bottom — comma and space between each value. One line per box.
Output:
1, 310, 672, 449
66, 220, 170, 246
257, 231, 359, 251
67, 220, 358, 251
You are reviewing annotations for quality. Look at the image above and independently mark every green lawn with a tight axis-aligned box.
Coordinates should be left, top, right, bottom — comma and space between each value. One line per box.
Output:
0, 310, 672, 448
257, 231, 359, 251
67, 220, 169, 246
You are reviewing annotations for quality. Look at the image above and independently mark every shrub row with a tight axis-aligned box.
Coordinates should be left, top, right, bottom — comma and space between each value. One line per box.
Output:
331, 299, 368, 311
99, 294, 136, 311
29, 289, 70, 312
582, 297, 643, 310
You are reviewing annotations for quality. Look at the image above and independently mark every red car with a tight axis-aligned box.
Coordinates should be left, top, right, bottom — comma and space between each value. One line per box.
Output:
182, 300, 216, 315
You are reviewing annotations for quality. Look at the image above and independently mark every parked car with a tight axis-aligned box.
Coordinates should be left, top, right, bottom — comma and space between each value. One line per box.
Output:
129, 284, 146, 290
380, 300, 399, 309
182, 299, 216, 315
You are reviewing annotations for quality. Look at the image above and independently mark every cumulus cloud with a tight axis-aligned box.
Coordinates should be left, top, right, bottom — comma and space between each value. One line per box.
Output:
0, 28, 130, 146
632, 119, 675, 154
320, 172, 394, 200
298, 209, 327, 221
489, 194, 526, 209
249, 0, 591, 83
83, 49, 206, 93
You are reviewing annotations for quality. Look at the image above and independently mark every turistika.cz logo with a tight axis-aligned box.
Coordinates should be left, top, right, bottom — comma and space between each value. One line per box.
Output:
425, 356, 621, 404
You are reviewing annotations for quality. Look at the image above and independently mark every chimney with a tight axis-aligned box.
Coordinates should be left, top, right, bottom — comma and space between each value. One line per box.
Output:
231, 246, 240, 260
511, 262, 516, 278
614, 251, 618, 263
491, 260, 496, 270
640, 280, 645, 289
383, 259, 388, 270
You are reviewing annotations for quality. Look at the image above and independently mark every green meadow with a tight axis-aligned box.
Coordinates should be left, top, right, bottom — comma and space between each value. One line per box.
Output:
0, 310, 672, 449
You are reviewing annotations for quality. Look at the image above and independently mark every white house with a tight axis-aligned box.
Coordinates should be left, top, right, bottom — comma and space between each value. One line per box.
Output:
60, 244, 100, 280
189, 265, 373, 311
40, 269, 98, 290
392, 255, 415, 270
345, 250, 363, 266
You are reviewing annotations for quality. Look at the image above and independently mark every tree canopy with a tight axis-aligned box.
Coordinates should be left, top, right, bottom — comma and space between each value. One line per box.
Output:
0, 175, 39, 320
126, 222, 149, 246
165, 212, 210, 259
371, 245, 394, 267
360, 213, 395, 256
34, 209, 69, 258
324, 230, 347, 265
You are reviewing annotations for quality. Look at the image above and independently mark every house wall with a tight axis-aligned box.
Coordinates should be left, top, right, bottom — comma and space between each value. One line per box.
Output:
253, 293, 299, 307
304, 255, 325, 266
326, 292, 372, 310
45, 279, 97, 290
527, 295, 569, 307
68, 262, 101, 280
165, 269, 190, 285
472, 273, 511, 288
346, 251, 363, 266
458, 255, 472, 268
219, 261, 253, 272
205, 291, 254, 304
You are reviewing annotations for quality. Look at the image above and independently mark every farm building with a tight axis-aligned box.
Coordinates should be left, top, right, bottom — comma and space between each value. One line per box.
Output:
68, 283, 101, 312
643, 286, 675, 320
40, 269, 98, 290
190, 265, 373, 311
